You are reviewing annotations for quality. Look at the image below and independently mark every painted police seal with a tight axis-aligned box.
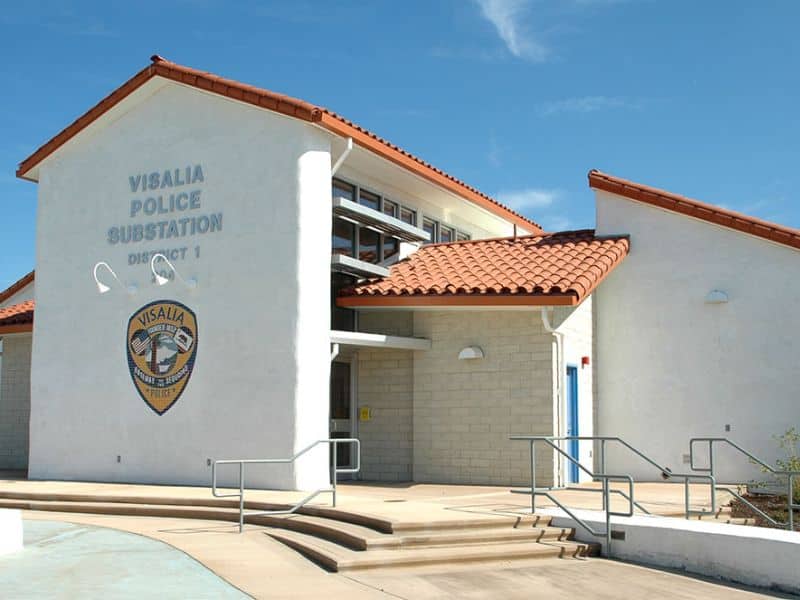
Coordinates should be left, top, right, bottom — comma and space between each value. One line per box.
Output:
126, 300, 198, 415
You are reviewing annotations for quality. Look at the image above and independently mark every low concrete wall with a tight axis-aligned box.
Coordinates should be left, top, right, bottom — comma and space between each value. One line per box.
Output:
0, 509, 23, 556
545, 509, 800, 594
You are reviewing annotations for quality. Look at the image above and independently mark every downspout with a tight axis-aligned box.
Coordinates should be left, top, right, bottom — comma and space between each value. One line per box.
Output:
331, 138, 353, 176
541, 307, 565, 488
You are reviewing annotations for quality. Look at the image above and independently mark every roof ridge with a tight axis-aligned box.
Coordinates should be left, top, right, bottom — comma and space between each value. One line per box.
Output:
17, 55, 542, 232
0, 270, 34, 304
589, 170, 800, 251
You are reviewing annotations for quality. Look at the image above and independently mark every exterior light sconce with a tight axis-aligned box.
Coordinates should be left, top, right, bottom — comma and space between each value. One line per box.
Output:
93, 262, 137, 295
458, 346, 484, 360
704, 290, 728, 304
150, 254, 197, 289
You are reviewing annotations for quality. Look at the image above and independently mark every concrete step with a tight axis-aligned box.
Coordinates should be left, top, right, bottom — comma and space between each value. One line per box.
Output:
0, 490, 558, 535
267, 528, 599, 572
0, 493, 395, 534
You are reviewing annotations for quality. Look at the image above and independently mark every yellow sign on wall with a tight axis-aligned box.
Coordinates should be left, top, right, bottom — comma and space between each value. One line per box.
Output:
359, 407, 371, 422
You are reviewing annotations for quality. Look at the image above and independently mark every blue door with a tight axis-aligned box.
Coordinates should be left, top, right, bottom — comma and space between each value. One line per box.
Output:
566, 366, 579, 484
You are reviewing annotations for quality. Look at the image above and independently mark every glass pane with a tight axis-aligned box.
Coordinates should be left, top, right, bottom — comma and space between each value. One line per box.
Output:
440, 226, 454, 243
383, 237, 399, 260
359, 227, 380, 263
400, 207, 416, 225
331, 273, 356, 330
332, 218, 355, 256
383, 199, 398, 218
456, 231, 471, 241
333, 179, 355, 202
330, 362, 350, 419
359, 189, 380, 211
423, 218, 437, 244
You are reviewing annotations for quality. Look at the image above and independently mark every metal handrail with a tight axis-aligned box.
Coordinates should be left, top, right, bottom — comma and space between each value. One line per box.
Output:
555, 436, 716, 518
689, 437, 799, 530
510, 435, 718, 555
510, 436, 635, 556
212, 438, 360, 532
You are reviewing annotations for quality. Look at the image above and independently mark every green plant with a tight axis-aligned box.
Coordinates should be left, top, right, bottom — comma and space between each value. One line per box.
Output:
772, 428, 800, 503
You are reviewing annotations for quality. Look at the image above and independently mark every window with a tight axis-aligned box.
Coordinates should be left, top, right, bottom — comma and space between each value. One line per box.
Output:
359, 189, 380, 211
383, 237, 399, 260
332, 218, 355, 256
422, 217, 438, 244
440, 226, 455, 244
382, 199, 398, 218
399, 206, 416, 226
358, 227, 381, 263
333, 179, 355, 202
456, 231, 471, 242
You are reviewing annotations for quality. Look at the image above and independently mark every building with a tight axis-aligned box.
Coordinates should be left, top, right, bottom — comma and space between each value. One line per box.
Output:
1, 56, 797, 488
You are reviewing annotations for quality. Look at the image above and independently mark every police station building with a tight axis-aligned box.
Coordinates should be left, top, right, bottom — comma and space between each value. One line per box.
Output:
1, 56, 798, 489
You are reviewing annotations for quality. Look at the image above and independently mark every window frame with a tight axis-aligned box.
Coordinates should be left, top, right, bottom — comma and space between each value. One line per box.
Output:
332, 176, 472, 254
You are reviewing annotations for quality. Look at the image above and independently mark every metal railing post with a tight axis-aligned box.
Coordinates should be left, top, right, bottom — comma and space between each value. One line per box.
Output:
239, 462, 245, 533
530, 440, 536, 514
332, 439, 338, 508
600, 439, 607, 511
789, 474, 795, 531
603, 476, 611, 555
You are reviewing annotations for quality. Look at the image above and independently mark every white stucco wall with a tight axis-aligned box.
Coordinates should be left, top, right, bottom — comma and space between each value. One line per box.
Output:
554, 298, 595, 484
595, 190, 800, 483
28, 79, 331, 489
547, 509, 800, 595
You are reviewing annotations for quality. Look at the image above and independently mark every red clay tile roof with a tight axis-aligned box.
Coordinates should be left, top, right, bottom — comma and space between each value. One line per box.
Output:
17, 56, 541, 233
0, 300, 34, 332
0, 270, 34, 305
589, 170, 800, 251
338, 230, 629, 307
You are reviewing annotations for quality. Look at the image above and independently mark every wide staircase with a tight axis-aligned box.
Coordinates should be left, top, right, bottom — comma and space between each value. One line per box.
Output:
0, 490, 597, 571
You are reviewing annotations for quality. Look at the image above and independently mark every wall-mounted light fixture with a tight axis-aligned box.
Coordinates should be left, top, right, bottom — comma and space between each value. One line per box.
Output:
150, 253, 197, 289
93, 262, 137, 295
458, 346, 484, 360
704, 290, 729, 304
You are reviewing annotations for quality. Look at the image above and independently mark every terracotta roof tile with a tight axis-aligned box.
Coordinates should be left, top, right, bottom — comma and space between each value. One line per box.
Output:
338, 230, 629, 308
589, 170, 800, 251
17, 56, 541, 233
0, 300, 34, 329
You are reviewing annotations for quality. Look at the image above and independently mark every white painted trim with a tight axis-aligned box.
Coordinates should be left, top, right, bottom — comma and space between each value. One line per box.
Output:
331, 254, 390, 278
330, 330, 431, 351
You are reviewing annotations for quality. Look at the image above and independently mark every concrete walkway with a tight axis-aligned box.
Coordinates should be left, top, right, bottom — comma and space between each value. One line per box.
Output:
0, 519, 248, 599
18, 511, 790, 599
0, 476, 723, 524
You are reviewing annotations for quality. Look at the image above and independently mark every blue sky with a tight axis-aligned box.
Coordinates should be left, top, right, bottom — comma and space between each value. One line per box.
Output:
1, 0, 799, 289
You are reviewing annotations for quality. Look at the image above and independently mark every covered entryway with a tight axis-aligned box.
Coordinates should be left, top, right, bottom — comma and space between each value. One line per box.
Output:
330, 328, 431, 481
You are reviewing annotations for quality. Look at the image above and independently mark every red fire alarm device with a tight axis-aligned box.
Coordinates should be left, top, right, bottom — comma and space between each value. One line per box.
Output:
581, 356, 590, 368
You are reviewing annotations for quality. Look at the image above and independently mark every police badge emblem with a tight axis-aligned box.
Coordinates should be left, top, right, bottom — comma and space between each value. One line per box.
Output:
126, 300, 198, 415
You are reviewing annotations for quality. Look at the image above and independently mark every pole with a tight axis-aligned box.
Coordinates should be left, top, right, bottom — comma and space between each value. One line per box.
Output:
239, 462, 245, 533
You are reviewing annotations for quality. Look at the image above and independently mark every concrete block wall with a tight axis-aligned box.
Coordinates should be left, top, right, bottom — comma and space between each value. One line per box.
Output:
356, 312, 414, 481
0, 335, 32, 470
412, 311, 555, 486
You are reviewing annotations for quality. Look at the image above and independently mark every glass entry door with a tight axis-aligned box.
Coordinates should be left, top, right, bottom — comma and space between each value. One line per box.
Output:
330, 361, 353, 469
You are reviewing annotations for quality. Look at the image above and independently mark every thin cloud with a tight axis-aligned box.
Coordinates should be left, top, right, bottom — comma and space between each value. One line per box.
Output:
538, 95, 640, 116
473, 0, 549, 62
496, 188, 560, 212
